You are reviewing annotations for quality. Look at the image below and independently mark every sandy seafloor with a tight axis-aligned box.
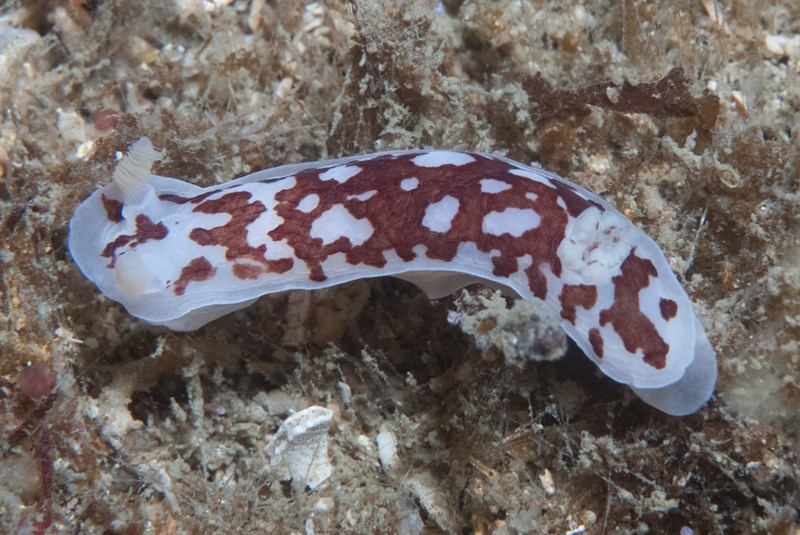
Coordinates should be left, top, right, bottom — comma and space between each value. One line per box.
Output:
0, 1, 798, 533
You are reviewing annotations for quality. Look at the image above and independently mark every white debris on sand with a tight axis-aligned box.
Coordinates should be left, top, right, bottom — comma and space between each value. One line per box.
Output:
265, 406, 334, 490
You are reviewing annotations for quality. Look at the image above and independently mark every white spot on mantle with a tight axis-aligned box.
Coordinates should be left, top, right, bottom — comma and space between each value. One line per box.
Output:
412, 151, 475, 168
482, 208, 541, 237
347, 189, 377, 202
297, 193, 320, 213
320, 164, 362, 183
311, 204, 373, 246
422, 195, 460, 233
400, 177, 419, 191
480, 178, 512, 193
376, 426, 399, 472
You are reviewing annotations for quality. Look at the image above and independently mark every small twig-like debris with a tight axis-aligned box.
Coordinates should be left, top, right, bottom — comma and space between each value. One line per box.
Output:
522, 67, 720, 127
32, 427, 54, 535
8, 363, 60, 534
680, 207, 709, 281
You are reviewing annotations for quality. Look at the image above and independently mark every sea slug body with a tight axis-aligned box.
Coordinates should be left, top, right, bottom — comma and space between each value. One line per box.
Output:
69, 138, 717, 416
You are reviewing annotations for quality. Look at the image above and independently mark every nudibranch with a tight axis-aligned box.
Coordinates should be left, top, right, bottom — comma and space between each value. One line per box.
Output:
69, 138, 717, 415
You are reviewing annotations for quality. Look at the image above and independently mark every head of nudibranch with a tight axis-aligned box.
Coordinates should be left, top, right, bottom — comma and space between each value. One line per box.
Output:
68, 137, 717, 416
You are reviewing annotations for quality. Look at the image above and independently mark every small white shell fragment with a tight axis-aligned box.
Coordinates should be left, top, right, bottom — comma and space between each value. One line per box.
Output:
265, 405, 334, 489
406, 472, 457, 532
0, 22, 42, 80
355, 433, 373, 452
313, 497, 335, 512
394, 497, 424, 535
255, 389, 303, 415
248, 403, 268, 423
376, 426, 399, 472
580, 510, 597, 525
338, 380, 352, 404
76, 140, 95, 160
57, 109, 88, 145
764, 34, 800, 58
539, 468, 556, 496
